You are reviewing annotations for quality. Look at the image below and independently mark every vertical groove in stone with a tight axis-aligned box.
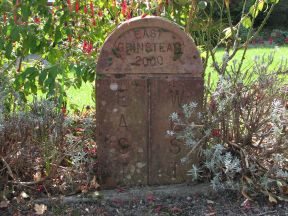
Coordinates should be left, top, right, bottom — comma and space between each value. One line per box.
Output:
147, 78, 151, 185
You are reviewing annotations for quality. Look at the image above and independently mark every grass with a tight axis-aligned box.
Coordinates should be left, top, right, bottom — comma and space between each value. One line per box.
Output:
66, 82, 95, 110
66, 46, 288, 109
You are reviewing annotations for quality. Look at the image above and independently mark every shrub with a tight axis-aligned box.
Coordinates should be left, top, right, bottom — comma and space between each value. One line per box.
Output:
270, 29, 288, 45
0, 97, 97, 197
168, 53, 288, 202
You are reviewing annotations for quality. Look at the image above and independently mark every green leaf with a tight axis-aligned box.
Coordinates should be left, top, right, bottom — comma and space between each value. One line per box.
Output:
277, 195, 288, 202
43, 17, 52, 34
29, 67, 39, 79
174, 0, 189, 6
28, 35, 38, 53
30, 81, 38, 94
241, 17, 252, 29
24, 82, 31, 92
54, 27, 62, 44
47, 49, 61, 64
39, 70, 48, 86
268, 0, 279, 3
249, 5, 259, 18
6, 26, 12, 37
21, 4, 31, 22
223, 27, 236, 39
258, 1, 265, 11
11, 26, 20, 42
5, 42, 13, 58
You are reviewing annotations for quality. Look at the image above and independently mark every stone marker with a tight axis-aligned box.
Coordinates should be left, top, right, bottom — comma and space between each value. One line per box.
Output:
96, 16, 203, 188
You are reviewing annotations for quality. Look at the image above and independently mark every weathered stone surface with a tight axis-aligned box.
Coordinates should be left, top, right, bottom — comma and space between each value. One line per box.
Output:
96, 16, 203, 188
97, 17, 202, 76
96, 79, 148, 187
150, 78, 203, 185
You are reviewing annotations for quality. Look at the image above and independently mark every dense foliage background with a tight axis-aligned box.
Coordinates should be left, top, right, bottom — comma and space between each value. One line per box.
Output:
0, 0, 285, 109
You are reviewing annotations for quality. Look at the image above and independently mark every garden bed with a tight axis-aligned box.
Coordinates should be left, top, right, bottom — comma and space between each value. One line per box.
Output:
1, 184, 288, 215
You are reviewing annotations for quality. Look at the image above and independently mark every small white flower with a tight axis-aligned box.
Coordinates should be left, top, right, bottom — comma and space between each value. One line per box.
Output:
170, 112, 179, 122
166, 130, 175, 136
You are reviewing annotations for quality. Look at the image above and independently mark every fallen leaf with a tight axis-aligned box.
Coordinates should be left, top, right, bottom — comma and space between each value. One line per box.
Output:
90, 176, 100, 190
268, 193, 277, 204
33, 171, 42, 182
0, 200, 9, 209
112, 199, 123, 206
80, 184, 88, 193
243, 176, 253, 185
171, 206, 182, 213
116, 187, 126, 193
241, 199, 251, 210
146, 194, 156, 203
241, 188, 253, 201
155, 204, 164, 213
281, 185, 288, 195
207, 199, 214, 204
20, 191, 29, 199
34, 204, 47, 215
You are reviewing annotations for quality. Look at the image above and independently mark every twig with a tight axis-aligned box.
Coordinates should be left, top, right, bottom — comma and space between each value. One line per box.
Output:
185, 0, 197, 33
1, 156, 17, 181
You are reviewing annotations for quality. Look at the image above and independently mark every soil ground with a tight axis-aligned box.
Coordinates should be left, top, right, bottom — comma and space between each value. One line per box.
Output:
1, 184, 287, 216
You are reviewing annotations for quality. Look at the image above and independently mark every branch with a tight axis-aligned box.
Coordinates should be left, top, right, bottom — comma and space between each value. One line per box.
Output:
1, 156, 17, 181
185, 0, 197, 33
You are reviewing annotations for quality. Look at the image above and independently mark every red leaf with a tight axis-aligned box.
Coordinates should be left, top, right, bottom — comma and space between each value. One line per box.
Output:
209, 98, 217, 112
61, 106, 67, 115
90, 1, 94, 17
37, 185, 44, 193
3, 13, 7, 23
146, 194, 155, 203
89, 42, 93, 52
121, 0, 127, 17
34, 17, 41, 24
84, 5, 88, 14
112, 199, 123, 206
212, 129, 221, 138
171, 206, 182, 214
98, 10, 103, 17
126, 9, 131, 20
67, 0, 72, 12
91, 18, 96, 26
83, 40, 93, 54
268, 37, 273, 44
242, 199, 251, 210
141, 13, 148, 19
116, 187, 126, 193
76, 128, 85, 132
14, 13, 18, 24
155, 205, 164, 213
75, 0, 80, 13
68, 35, 72, 43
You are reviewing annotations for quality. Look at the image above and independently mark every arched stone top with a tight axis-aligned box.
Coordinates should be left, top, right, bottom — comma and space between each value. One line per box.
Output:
97, 16, 203, 77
